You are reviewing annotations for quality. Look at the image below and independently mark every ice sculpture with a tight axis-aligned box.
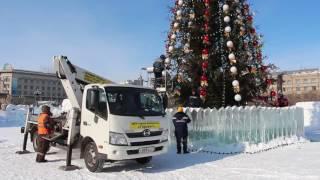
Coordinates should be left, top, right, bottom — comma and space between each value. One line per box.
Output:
166, 106, 304, 153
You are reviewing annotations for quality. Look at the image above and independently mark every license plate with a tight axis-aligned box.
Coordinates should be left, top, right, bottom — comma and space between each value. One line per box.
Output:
139, 147, 155, 154
130, 122, 160, 129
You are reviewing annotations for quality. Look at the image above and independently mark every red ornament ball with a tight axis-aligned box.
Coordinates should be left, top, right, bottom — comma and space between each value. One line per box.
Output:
201, 75, 208, 81
250, 28, 256, 34
204, 9, 210, 17
202, 61, 209, 69
202, 48, 209, 55
200, 88, 207, 96
266, 79, 272, 85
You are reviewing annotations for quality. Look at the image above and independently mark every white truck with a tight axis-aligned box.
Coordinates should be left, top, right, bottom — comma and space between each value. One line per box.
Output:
18, 56, 169, 172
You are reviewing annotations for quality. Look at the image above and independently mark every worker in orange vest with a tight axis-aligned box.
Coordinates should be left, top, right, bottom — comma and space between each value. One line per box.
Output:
36, 105, 53, 163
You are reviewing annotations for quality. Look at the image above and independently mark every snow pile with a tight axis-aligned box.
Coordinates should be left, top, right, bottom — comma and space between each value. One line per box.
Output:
5, 104, 28, 111
0, 107, 27, 127
296, 101, 320, 141
0, 102, 68, 127
189, 136, 307, 154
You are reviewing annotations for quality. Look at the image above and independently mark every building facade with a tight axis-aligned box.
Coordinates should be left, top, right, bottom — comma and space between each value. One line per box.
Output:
122, 76, 144, 86
273, 68, 320, 103
0, 66, 66, 105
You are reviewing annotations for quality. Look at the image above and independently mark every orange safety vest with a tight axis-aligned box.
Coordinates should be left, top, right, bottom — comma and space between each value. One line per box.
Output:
37, 113, 50, 135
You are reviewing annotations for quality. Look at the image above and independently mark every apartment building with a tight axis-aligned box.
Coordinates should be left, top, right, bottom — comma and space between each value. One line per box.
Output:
273, 68, 320, 103
0, 65, 66, 105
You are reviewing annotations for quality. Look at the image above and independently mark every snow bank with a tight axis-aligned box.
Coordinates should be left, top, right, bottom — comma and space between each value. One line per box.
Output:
296, 101, 320, 141
0, 101, 68, 127
0, 110, 26, 127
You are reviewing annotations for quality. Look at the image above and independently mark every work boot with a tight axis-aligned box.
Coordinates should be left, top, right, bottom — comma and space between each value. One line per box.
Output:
177, 144, 182, 154
183, 150, 190, 154
38, 159, 48, 163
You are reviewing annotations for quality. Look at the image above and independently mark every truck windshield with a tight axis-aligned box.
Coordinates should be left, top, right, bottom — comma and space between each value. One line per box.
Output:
105, 87, 164, 116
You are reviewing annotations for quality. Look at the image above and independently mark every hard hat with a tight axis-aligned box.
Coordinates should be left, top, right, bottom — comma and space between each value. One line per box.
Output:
177, 106, 184, 113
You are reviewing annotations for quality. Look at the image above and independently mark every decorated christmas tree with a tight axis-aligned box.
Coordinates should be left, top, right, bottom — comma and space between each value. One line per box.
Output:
165, 0, 274, 108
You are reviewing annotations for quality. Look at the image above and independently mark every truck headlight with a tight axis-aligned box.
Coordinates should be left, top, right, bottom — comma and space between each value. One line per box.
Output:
109, 132, 128, 146
161, 129, 169, 142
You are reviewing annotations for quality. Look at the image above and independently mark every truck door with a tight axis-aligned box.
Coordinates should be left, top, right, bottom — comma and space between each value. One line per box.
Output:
81, 88, 109, 150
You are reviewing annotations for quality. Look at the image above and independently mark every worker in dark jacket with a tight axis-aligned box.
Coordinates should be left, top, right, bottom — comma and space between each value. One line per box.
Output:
36, 105, 53, 163
172, 106, 191, 154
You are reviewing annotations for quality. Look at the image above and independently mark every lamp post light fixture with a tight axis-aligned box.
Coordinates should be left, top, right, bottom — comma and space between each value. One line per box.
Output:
33, 89, 42, 106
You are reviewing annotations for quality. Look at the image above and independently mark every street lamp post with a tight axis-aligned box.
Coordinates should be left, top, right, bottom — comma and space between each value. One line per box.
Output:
33, 89, 42, 107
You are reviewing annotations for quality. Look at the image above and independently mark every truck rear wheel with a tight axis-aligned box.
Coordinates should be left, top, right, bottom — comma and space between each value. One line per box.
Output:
136, 156, 152, 164
32, 132, 40, 152
84, 142, 104, 172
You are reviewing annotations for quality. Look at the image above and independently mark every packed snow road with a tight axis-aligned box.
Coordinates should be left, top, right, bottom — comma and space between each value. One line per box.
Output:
0, 127, 320, 180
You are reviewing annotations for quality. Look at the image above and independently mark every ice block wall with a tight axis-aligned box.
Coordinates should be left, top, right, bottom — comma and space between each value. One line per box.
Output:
166, 106, 304, 153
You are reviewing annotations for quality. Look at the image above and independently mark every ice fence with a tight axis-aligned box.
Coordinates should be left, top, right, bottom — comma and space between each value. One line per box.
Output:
166, 106, 305, 153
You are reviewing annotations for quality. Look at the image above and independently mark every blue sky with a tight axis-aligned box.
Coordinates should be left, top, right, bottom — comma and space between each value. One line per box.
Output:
0, 0, 320, 82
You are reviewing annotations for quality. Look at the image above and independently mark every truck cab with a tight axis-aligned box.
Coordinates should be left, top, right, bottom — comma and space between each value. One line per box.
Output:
81, 84, 169, 171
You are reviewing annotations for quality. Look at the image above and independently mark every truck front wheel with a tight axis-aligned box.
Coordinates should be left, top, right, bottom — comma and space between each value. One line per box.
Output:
136, 156, 152, 164
84, 142, 104, 172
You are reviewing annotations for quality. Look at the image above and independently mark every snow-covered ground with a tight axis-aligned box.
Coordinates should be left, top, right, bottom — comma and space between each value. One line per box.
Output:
0, 102, 320, 179
0, 127, 319, 180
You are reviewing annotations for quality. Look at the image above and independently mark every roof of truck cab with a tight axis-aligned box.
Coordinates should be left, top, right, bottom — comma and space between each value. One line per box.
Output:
87, 83, 155, 90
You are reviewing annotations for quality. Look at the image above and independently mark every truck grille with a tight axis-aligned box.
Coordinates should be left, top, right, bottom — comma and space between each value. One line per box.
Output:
130, 140, 160, 146
126, 131, 162, 138
127, 146, 163, 155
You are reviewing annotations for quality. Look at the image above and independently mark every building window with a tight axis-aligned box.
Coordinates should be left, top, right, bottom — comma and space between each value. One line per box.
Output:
303, 79, 309, 83
283, 88, 286, 92
311, 78, 317, 83
24, 85, 28, 89
296, 87, 301, 91
312, 86, 317, 91
24, 79, 28, 83
304, 87, 308, 91
30, 86, 34, 90
30, 79, 34, 83
47, 87, 51, 90
42, 87, 45, 91
4, 77, 10, 82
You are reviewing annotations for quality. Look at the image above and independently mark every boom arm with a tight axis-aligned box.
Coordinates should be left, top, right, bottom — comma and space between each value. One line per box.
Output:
53, 56, 113, 109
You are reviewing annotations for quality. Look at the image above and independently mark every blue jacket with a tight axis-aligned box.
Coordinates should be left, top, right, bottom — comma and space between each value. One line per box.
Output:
172, 112, 191, 137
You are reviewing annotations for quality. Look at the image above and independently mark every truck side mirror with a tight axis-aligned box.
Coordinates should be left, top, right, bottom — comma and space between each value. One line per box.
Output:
87, 89, 99, 111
